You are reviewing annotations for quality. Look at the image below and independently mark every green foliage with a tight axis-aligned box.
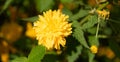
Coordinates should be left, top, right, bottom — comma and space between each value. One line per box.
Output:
11, 57, 27, 62
0, 0, 13, 14
62, 8, 73, 18
73, 27, 89, 48
87, 27, 97, 34
88, 36, 99, 47
11, 45, 46, 62
1, 0, 120, 62
72, 20, 81, 28
60, 0, 73, 3
88, 50, 95, 62
34, 0, 54, 12
71, 9, 89, 20
22, 16, 38, 22
67, 45, 83, 62
82, 15, 98, 29
97, 2, 109, 10
28, 45, 46, 62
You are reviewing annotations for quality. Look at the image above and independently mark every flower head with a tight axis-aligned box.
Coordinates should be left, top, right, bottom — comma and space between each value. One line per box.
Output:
33, 10, 72, 50
90, 45, 98, 54
96, 10, 110, 20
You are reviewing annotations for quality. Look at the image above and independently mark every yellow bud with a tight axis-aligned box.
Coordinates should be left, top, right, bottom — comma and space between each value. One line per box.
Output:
90, 45, 98, 54
96, 10, 110, 20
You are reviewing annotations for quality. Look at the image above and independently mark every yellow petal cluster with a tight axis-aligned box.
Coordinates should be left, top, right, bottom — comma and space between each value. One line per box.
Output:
90, 45, 98, 54
25, 22, 36, 38
33, 10, 72, 50
96, 10, 110, 19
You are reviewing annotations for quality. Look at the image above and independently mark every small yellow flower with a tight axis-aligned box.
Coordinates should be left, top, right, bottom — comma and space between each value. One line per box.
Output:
96, 10, 110, 19
90, 45, 98, 54
25, 22, 36, 38
33, 10, 72, 50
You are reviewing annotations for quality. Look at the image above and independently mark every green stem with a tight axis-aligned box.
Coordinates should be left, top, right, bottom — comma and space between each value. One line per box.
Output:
96, 17, 100, 38
96, 22, 100, 38
80, 15, 91, 25
95, 2, 109, 38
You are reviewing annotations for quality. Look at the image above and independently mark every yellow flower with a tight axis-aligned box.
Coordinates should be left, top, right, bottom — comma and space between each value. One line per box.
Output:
96, 10, 110, 19
25, 22, 36, 39
33, 10, 72, 50
90, 45, 98, 54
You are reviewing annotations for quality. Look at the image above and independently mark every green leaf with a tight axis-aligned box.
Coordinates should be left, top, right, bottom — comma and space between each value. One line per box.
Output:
22, 16, 38, 22
72, 20, 81, 28
0, 0, 13, 14
60, 0, 73, 3
67, 45, 83, 62
71, 9, 89, 20
73, 27, 89, 48
88, 36, 99, 47
87, 27, 97, 34
28, 45, 46, 62
99, 19, 107, 27
62, 8, 73, 17
82, 15, 98, 29
97, 2, 109, 10
35, 0, 54, 12
11, 57, 28, 62
88, 50, 95, 62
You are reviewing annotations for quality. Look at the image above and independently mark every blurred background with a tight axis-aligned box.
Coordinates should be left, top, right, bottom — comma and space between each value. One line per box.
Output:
0, 0, 120, 62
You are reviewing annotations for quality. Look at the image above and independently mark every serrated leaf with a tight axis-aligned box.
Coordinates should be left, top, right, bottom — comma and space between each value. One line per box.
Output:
72, 20, 81, 28
67, 45, 83, 62
62, 8, 73, 17
0, 0, 13, 14
73, 27, 89, 48
88, 36, 99, 46
11, 57, 27, 62
22, 16, 38, 22
71, 9, 89, 20
35, 0, 54, 12
88, 50, 95, 62
28, 45, 46, 62
82, 15, 98, 29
